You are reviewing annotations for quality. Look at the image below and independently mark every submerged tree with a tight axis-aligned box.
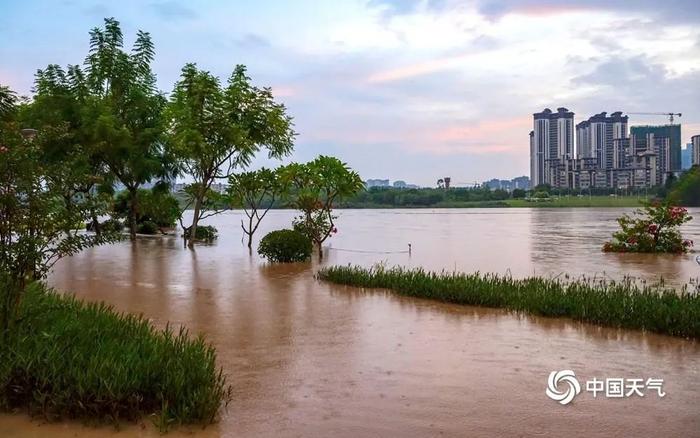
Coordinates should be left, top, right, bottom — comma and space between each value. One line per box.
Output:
166, 63, 295, 247
283, 156, 364, 258
228, 167, 284, 249
80, 18, 172, 240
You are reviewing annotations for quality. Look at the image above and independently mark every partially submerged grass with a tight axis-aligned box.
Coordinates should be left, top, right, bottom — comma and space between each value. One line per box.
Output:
317, 265, 700, 339
0, 283, 232, 430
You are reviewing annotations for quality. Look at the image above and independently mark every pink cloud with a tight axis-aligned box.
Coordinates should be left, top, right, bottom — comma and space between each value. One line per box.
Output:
300, 115, 530, 156
366, 53, 470, 83
271, 85, 299, 98
435, 116, 530, 143
508, 4, 591, 17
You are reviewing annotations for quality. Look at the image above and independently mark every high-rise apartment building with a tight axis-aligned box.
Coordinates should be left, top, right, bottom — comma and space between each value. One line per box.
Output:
575, 111, 628, 168
531, 107, 574, 187
629, 125, 682, 171
692, 135, 700, 166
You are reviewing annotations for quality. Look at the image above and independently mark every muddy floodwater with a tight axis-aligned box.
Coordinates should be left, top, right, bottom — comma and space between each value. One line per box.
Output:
3, 208, 700, 437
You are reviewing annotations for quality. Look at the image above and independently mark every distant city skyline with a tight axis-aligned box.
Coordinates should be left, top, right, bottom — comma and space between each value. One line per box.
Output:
1, 1, 699, 185
530, 105, 692, 190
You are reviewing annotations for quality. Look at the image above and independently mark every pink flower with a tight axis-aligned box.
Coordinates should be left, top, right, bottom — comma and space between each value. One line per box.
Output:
648, 224, 658, 233
0, 145, 7, 153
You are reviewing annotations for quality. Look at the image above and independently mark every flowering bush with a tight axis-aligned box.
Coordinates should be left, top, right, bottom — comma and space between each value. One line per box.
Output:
603, 203, 693, 254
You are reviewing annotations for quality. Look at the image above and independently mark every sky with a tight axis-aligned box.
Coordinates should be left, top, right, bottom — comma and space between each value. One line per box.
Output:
1, 0, 700, 186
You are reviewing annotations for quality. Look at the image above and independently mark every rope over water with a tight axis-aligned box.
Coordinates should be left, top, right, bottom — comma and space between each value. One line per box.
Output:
328, 248, 410, 254
328, 243, 412, 255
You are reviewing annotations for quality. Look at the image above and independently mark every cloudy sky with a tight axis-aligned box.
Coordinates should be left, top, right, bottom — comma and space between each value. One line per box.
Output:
2, 0, 699, 186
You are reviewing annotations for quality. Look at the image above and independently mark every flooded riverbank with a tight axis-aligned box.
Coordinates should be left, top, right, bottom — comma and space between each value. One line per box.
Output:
5, 208, 700, 437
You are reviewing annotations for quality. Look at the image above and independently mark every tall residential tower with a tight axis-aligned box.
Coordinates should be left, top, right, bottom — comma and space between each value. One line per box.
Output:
575, 111, 628, 168
629, 125, 682, 171
530, 107, 574, 187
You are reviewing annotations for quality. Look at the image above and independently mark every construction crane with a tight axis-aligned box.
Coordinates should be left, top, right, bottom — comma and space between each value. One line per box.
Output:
626, 112, 682, 124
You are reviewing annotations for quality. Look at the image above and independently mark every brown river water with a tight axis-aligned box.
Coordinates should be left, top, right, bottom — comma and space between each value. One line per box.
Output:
2, 208, 700, 437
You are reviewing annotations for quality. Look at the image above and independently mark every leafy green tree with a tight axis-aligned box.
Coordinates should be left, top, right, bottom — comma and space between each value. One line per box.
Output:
0, 85, 17, 119
228, 168, 284, 249
166, 63, 295, 247
668, 166, 700, 206
0, 93, 119, 333
80, 18, 172, 240
21, 64, 113, 234
533, 183, 551, 193
512, 188, 526, 199
283, 156, 364, 258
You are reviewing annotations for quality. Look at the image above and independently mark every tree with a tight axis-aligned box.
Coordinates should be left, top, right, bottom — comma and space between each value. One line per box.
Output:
0, 85, 17, 118
668, 166, 700, 206
512, 188, 526, 199
228, 168, 284, 249
0, 92, 119, 334
283, 156, 364, 258
81, 18, 173, 240
21, 64, 112, 235
534, 183, 551, 193
166, 64, 295, 248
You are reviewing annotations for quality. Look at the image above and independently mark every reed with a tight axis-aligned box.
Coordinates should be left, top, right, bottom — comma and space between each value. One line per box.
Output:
317, 265, 700, 339
0, 283, 232, 430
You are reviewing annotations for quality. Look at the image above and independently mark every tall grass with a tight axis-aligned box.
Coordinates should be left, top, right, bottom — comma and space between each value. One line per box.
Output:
318, 265, 700, 339
0, 283, 232, 430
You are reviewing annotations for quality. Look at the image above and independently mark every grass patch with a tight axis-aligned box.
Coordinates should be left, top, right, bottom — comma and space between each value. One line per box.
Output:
317, 265, 700, 339
0, 283, 231, 430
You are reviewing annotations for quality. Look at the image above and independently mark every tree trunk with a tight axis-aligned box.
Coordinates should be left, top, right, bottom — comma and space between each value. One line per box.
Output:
90, 209, 101, 236
247, 215, 254, 249
317, 241, 323, 259
188, 196, 202, 249
128, 187, 138, 241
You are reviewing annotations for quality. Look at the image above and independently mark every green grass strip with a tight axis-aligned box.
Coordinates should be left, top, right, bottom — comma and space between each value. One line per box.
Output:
317, 265, 700, 339
0, 284, 231, 430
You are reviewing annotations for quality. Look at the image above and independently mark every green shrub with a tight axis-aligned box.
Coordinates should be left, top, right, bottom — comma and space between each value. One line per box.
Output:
137, 220, 159, 235
0, 283, 231, 430
86, 219, 125, 233
258, 229, 312, 263
113, 189, 180, 228
184, 225, 218, 242
318, 265, 700, 339
101, 218, 124, 233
